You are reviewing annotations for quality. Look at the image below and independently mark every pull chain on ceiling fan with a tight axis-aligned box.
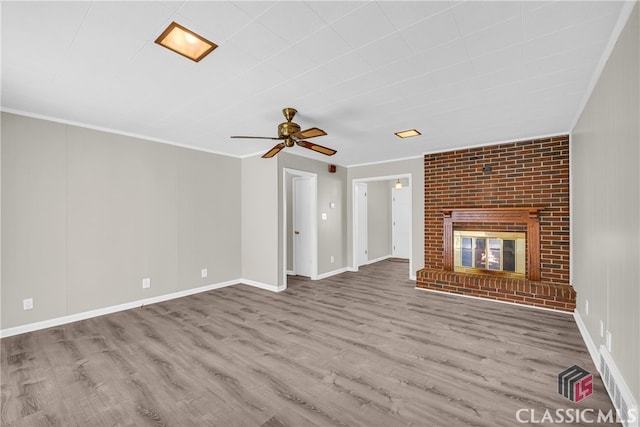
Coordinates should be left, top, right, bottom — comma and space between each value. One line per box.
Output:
231, 108, 336, 158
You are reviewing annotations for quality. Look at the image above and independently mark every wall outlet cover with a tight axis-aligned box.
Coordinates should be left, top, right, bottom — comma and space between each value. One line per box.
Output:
23, 298, 33, 310
142, 278, 151, 289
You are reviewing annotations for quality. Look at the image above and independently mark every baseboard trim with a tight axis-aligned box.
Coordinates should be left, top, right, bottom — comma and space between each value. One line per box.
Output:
599, 346, 639, 427
239, 278, 285, 293
366, 255, 391, 265
0, 278, 289, 338
0, 279, 240, 338
573, 310, 600, 371
574, 311, 638, 427
314, 267, 349, 280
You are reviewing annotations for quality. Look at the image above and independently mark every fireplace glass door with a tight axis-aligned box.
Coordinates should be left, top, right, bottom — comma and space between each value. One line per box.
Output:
454, 231, 525, 278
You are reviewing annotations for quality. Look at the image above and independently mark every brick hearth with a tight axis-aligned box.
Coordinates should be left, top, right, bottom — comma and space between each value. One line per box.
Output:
417, 268, 576, 312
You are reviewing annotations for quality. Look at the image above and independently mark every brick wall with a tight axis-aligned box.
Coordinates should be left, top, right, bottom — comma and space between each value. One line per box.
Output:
417, 135, 573, 311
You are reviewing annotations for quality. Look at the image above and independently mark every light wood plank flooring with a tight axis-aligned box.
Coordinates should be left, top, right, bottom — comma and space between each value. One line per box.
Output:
1, 260, 617, 426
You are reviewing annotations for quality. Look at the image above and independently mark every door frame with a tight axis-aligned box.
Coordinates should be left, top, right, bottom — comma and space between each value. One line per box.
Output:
282, 168, 318, 287
352, 173, 413, 279
354, 182, 368, 268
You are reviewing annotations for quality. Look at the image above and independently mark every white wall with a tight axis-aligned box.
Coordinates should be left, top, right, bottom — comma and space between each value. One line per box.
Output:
571, 2, 639, 407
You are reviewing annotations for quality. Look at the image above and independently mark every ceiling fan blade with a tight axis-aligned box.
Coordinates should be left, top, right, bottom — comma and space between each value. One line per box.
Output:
230, 135, 283, 140
292, 127, 327, 139
296, 140, 336, 156
262, 143, 286, 158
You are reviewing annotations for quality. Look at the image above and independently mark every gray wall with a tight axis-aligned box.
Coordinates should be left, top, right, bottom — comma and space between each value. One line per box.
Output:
278, 152, 347, 283
347, 157, 424, 278
571, 3, 639, 405
366, 180, 392, 261
1, 112, 242, 329
240, 154, 279, 288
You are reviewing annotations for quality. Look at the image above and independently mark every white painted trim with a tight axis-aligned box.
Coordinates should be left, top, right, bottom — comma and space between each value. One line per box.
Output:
0, 278, 288, 338
239, 278, 285, 293
421, 132, 571, 156
348, 154, 424, 168
570, 1, 636, 131
1, 108, 245, 159
0, 279, 240, 338
574, 293, 639, 425
414, 287, 574, 314
314, 267, 349, 280
599, 346, 639, 427
366, 254, 392, 265
573, 310, 601, 373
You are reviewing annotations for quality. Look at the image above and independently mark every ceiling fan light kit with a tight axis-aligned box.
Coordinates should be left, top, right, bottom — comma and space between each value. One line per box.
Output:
231, 108, 336, 158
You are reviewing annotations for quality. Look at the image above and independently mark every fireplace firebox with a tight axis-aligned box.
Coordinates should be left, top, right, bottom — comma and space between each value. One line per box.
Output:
442, 207, 543, 281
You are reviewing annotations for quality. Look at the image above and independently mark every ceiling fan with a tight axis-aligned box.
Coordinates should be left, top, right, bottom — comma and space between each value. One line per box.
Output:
231, 108, 336, 158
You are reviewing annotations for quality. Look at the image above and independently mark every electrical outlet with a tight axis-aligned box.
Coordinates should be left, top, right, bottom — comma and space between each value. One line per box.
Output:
201, 268, 208, 278
142, 278, 151, 289
330, 255, 335, 264
585, 299, 589, 315
23, 298, 33, 310
606, 330, 612, 352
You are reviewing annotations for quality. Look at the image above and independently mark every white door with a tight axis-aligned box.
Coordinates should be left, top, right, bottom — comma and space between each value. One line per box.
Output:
392, 186, 411, 259
293, 177, 312, 277
355, 182, 368, 267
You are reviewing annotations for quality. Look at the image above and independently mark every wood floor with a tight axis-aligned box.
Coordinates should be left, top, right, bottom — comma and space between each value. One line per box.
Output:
1, 260, 617, 426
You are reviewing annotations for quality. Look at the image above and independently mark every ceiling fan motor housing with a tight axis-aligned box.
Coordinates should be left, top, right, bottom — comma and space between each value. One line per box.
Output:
278, 121, 301, 138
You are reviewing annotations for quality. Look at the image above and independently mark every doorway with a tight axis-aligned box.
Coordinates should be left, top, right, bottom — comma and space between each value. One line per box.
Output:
392, 186, 411, 259
283, 169, 318, 285
352, 174, 413, 278
354, 182, 368, 267
293, 176, 313, 277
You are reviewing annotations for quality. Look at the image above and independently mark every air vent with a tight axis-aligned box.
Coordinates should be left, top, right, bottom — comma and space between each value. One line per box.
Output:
599, 346, 638, 427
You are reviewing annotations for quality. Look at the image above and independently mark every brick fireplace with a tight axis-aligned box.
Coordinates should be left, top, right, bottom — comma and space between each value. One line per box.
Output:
416, 135, 575, 312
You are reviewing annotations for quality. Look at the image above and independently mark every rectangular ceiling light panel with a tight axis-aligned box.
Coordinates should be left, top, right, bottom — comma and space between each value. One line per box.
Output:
155, 21, 217, 62
395, 129, 421, 138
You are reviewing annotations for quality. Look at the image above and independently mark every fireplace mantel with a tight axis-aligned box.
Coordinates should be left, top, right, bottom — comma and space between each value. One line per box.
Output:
442, 207, 544, 281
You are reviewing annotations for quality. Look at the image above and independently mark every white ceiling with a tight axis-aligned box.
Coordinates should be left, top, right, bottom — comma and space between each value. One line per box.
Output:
1, 1, 629, 166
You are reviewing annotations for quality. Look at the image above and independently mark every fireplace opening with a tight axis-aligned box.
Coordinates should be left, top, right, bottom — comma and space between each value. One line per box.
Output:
454, 230, 526, 279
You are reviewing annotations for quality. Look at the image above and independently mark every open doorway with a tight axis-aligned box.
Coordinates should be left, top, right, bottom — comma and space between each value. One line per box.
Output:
283, 168, 318, 286
352, 174, 413, 279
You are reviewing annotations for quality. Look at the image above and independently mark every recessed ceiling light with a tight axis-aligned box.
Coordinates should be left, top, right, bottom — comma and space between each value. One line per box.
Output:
395, 129, 421, 138
155, 21, 217, 62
